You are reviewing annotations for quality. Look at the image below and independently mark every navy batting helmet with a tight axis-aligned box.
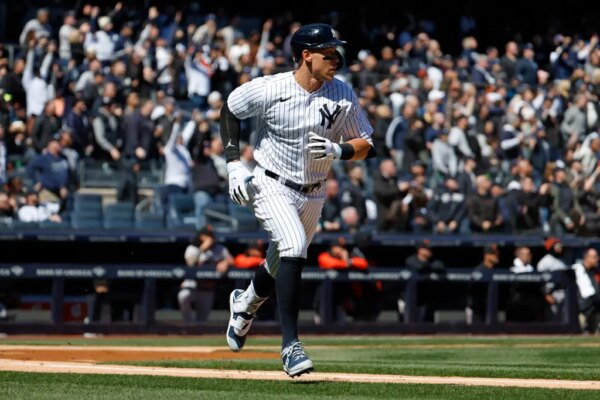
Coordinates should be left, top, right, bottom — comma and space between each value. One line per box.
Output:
291, 23, 346, 69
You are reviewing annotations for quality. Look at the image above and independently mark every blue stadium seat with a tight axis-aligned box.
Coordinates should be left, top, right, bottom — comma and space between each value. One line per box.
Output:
229, 202, 260, 232
39, 220, 70, 229
105, 202, 135, 218
104, 216, 134, 229
166, 193, 195, 228
71, 214, 103, 229
10, 220, 40, 229
71, 209, 103, 220
73, 193, 103, 212
135, 211, 165, 229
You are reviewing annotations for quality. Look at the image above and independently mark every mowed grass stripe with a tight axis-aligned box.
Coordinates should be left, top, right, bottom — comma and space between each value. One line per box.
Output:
110, 344, 600, 381
1, 371, 599, 400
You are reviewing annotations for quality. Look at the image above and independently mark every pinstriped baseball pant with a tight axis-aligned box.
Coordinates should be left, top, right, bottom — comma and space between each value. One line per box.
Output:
247, 166, 325, 277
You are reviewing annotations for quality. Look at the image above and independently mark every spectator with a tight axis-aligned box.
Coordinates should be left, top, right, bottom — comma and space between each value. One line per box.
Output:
178, 226, 233, 323
510, 177, 549, 234
58, 11, 77, 62
122, 99, 154, 161
22, 43, 53, 118
0, 191, 15, 225
516, 43, 538, 87
579, 164, 600, 236
448, 114, 474, 163
560, 94, 589, 149
467, 174, 503, 233
0, 124, 6, 186
233, 240, 265, 270
163, 115, 193, 198
431, 130, 458, 182
31, 100, 60, 152
428, 177, 468, 234
84, 15, 118, 64
63, 98, 91, 156
405, 240, 445, 321
185, 49, 213, 111
467, 244, 500, 323
339, 163, 368, 224
500, 41, 519, 82
187, 113, 226, 230
313, 239, 379, 323
385, 101, 415, 170
373, 158, 407, 231
573, 132, 600, 178
320, 179, 342, 232
17, 190, 61, 223
91, 98, 122, 161
26, 138, 70, 206
537, 237, 569, 320
510, 246, 535, 273
507, 246, 545, 322
549, 165, 583, 234
572, 248, 600, 333
19, 8, 51, 47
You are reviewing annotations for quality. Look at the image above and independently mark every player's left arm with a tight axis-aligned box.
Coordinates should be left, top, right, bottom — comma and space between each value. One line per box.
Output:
343, 138, 375, 160
340, 92, 376, 160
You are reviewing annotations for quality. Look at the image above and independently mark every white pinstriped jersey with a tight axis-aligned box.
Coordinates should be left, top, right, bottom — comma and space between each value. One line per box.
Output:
227, 71, 373, 185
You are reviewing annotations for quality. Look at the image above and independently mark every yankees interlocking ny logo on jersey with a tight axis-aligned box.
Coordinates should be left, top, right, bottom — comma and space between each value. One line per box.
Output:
319, 104, 342, 129
227, 71, 373, 184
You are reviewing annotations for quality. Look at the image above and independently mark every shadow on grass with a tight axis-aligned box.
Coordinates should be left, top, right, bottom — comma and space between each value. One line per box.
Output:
290, 381, 323, 386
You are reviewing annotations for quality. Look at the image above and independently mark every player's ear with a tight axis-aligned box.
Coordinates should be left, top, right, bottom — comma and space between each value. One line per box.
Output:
302, 49, 312, 63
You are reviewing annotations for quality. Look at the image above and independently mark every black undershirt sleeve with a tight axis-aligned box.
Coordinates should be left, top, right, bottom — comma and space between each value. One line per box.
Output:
220, 102, 242, 162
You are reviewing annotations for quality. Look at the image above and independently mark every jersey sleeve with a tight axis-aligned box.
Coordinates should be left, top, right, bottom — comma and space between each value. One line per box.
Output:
227, 77, 266, 119
340, 92, 374, 144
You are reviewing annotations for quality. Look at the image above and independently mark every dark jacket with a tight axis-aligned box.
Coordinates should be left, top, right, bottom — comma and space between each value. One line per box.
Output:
428, 188, 467, 224
467, 191, 499, 231
27, 152, 70, 192
123, 111, 154, 159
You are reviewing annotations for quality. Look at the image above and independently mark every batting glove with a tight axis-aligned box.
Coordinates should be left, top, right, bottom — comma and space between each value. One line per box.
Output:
307, 132, 341, 160
227, 161, 254, 205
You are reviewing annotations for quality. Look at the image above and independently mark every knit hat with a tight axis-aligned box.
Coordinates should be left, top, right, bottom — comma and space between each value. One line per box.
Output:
544, 237, 561, 252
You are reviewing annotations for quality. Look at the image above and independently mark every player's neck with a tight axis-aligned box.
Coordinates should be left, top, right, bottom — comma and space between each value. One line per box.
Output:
293, 69, 323, 93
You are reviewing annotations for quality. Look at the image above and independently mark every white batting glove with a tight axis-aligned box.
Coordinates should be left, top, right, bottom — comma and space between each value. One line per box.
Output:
227, 161, 254, 205
307, 132, 341, 160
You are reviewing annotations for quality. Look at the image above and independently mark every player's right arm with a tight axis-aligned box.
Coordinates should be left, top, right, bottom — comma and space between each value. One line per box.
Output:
220, 77, 266, 205
220, 77, 266, 162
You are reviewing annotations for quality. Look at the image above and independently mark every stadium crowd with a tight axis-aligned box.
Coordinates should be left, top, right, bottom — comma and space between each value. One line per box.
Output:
0, 3, 600, 239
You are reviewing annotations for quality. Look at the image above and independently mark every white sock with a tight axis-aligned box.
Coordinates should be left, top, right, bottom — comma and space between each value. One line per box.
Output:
236, 282, 267, 314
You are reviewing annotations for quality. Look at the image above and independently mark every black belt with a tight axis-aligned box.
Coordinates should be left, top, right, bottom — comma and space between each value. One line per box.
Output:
264, 170, 323, 194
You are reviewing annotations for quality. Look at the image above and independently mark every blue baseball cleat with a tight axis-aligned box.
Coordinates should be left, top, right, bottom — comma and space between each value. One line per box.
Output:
281, 340, 314, 377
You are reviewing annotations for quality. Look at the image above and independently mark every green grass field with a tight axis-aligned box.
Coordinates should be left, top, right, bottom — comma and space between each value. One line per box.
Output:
0, 371, 598, 400
1, 335, 600, 399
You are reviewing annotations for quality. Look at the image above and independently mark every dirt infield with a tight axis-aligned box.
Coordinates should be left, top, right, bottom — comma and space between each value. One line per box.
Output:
0, 345, 599, 390
0, 345, 278, 363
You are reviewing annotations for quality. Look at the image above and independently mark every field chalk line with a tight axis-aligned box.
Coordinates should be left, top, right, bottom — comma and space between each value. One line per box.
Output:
0, 359, 599, 390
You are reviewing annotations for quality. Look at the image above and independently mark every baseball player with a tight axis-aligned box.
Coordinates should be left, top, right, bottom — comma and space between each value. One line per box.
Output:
220, 23, 375, 377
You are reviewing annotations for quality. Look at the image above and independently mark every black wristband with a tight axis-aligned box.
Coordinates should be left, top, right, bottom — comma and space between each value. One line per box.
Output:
220, 102, 242, 162
339, 143, 355, 160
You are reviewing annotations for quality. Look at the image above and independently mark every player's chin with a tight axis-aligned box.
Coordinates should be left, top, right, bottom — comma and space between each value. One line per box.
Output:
324, 70, 336, 80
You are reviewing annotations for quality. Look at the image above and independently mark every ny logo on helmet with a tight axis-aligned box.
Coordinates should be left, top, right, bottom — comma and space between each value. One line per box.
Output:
319, 104, 342, 129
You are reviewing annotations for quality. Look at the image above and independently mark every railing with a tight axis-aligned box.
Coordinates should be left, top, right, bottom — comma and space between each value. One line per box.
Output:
0, 263, 580, 333
2, 228, 600, 247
